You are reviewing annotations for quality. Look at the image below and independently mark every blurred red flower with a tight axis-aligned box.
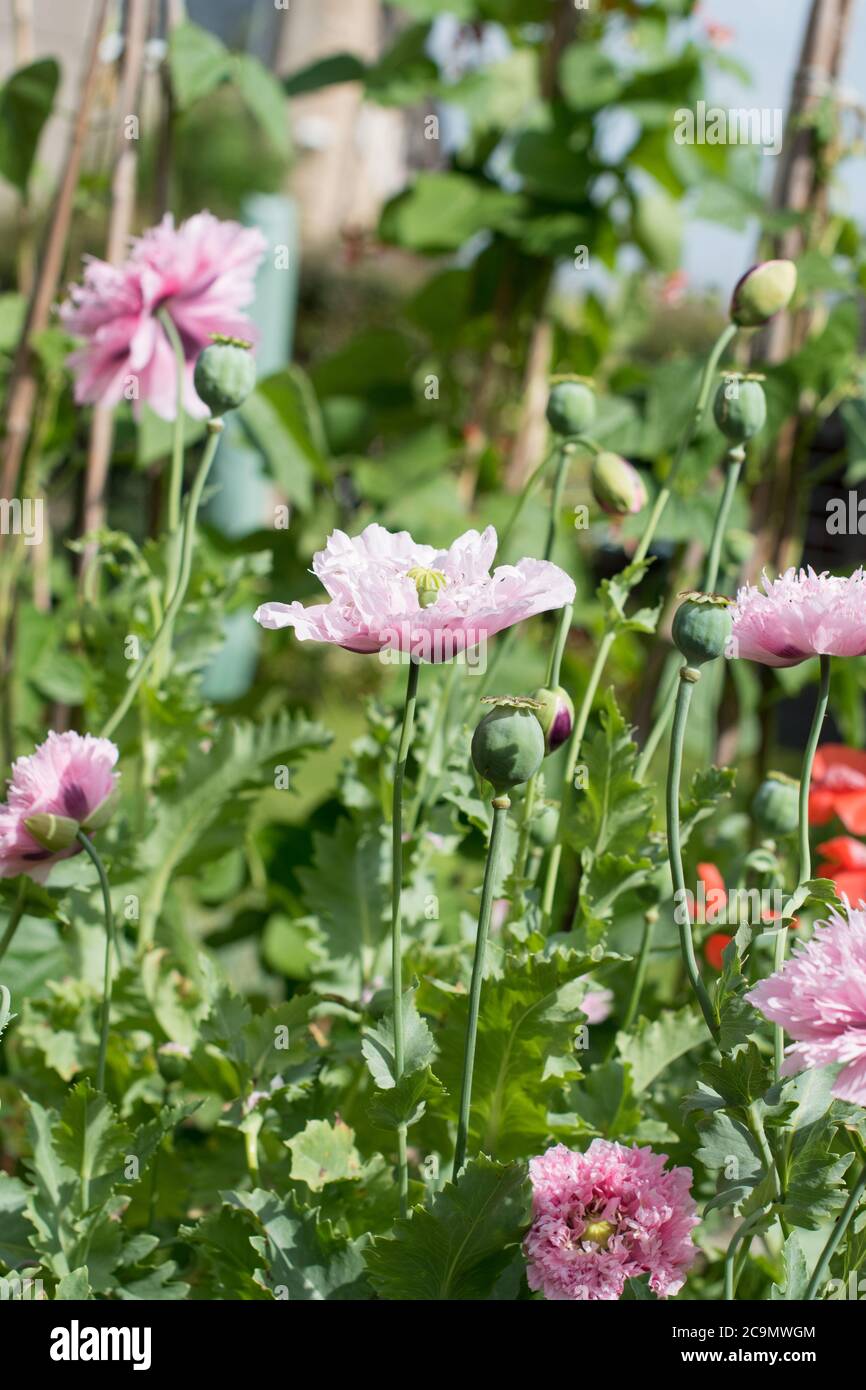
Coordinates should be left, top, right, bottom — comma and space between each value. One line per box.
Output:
816, 835, 866, 906
809, 745, 866, 834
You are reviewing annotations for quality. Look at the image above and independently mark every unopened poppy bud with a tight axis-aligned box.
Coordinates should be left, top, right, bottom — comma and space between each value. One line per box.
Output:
713, 375, 767, 443
24, 813, 80, 852
532, 685, 574, 754
193, 335, 256, 416
730, 260, 796, 328
546, 378, 596, 437
530, 800, 560, 848
407, 566, 447, 609
672, 592, 732, 666
471, 696, 545, 794
81, 785, 120, 833
591, 452, 647, 516
751, 771, 799, 838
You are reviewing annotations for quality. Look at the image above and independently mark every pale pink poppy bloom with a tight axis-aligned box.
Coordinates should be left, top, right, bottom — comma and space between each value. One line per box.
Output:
61, 212, 266, 420
729, 568, 866, 668
254, 523, 576, 662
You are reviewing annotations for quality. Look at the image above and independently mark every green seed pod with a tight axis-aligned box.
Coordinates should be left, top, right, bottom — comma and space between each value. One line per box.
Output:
407, 566, 447, 609
751, 772, 799, 838
591, 452, 647, 516
546, 379, 596, 437
530, 800, 560, 849
713, 376, 767, 442
471, 697, 545, 794
531, 685, 574, 754
671, 593, 732, 666
193, 336, 256, 415
730, 260, 797, 328
24, 813, 79, 852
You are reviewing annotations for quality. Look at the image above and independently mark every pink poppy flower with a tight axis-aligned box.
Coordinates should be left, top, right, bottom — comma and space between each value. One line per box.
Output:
525, 1140, 699, 1301
254, 523, 576, 662
60, 212, 266, 420
747, 901, 866, 1104
729, 568, 866, 668
581, 986, 613, 1025
0, 732, 119, 884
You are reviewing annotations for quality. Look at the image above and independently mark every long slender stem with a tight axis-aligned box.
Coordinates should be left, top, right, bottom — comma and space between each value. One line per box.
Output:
544, 446, 570, 561
454, 796, 509, 1175
515, 602, 572, 880
805, 1137, 866, 1300
100, 419, 223, 741
0, 879, 28, 966
617, 909, 658, 1038
391, 657, 421, 1215
407, 661, 456, 835
774, 653, 831, 1079
724, 1209, 767, 1300
159, 307, 187, 544
667, 667, 718, 1039
541, 324, 738, 921
76, 830, 114, 1092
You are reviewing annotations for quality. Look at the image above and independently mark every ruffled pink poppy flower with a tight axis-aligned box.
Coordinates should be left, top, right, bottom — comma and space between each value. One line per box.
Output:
60, 212, 266, 420
254, 523, 576, 662
0, 732, 119, 884
729, 568, 866, 668
748, 901, 866, 1104
525, 1140, 699, 1301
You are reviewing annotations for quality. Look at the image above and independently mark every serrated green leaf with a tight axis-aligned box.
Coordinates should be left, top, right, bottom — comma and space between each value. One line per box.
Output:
287, 1119, 363, 1191
361, 986, 436, 1088
771, 1232, 810, 1300
224, 1189, 370, 1300
298, 817, 387, 997
566, 690, 654, 859
616, 1006, 708, 1094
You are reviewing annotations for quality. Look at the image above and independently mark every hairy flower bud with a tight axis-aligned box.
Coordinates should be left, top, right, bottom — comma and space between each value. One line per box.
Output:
713, 375, 767, 443
471, 697, 545, 794
591, 452, 647, 516
751, 771, 799, 838
532, 685, 574, 754
672, 592, 732, 666
546, 378, 596, 437
194, 335, 256, 416
730, 259, 796, 328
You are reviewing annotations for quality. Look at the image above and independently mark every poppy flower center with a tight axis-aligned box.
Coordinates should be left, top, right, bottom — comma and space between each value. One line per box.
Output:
582, 1219, 616, 1248
407, 567, 447, 609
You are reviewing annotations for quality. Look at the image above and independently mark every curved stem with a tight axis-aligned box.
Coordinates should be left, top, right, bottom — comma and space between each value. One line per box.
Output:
724, 1209, 767, 1300
391, 657, 421, 1215
0, 879, 28, 966
77, 830, 114, 1092
546, 600, 572, 689
773, 653, 830, 1080
454, 796, 509, 1176
805, 1137, 866, 1300
100, 418, 223, 741
667, 667, 718, 1039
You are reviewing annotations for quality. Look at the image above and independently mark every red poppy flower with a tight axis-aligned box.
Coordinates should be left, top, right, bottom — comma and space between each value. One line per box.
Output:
704, 933, 733, 971
809, 746, 866, 835
816, 835, 866, 906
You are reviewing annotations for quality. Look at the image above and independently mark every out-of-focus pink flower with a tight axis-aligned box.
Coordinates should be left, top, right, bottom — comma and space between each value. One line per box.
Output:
660, 269, 688, 306
729, 568, 866, 668
0, 732, 119, 884
748, 901, 866, 1104
254, 523, 575, 662
704, 20, 735, 45
525, 1140, 699, 1301
61, 212, 266, 420
581, 986, 613, 1025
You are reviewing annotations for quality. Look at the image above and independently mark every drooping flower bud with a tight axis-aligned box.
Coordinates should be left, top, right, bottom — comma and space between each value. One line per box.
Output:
407, 566, 447, 609
713, 374, 767, 443
24, 813, 80, 853
531, 685, 574, 754
471, 696, 545, 794
591, 451, 647, 516
193, 335, 256, 416
672, 592, 732, 666
729, 260, 796, 328
751, 771, 799, 838
546, 378, 596, 437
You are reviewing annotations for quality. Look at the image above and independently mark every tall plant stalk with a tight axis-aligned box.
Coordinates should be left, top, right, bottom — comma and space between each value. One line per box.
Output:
391, 657, 421, 1215
76, 830, 115, 1092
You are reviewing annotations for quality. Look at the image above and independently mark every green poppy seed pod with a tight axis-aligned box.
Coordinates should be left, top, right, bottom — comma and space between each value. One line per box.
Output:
193, 336, 256, 416
713, 377, 767, 443
671, 593, 732, 666
531, 685, 574, 754
546, 379, 596, 437
751, 772, 799, 838
591, 452, 647, 516
730, 260, 797, 328
530, 800, 560, 849
407, 566, 447, 609
471, 699, 545, 794
24, 813, 80, 853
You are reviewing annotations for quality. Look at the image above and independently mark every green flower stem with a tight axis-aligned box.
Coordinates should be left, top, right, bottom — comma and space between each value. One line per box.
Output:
635, 443, 744, 783
541, 324, 738, 921
724, 1208, 767, 1300
454, 795, 510, 1176
100, 418, 223, 742
159, 308, 187, 546
391, 657, 421, 1215
774, 653, 831, 1080
77, 830, 114, 1093
667, 666, 718, 1040
0, 879, 28, 966
544, 445, 572, 561
407, 660, 457, 835
515, 601, 572, 880
805, 1134, 866, 1300
615, 908, 658, 1042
